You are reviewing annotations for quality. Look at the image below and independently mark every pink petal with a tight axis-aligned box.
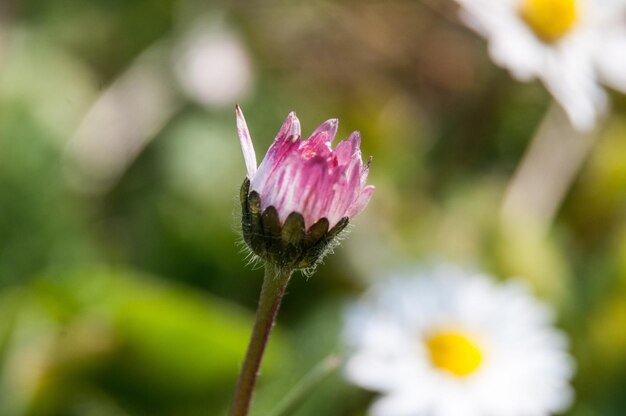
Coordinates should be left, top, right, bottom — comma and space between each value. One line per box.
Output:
322, 160, 358, 226
252, 112, 302, 193
335, 131, 362, 165
361, 156, 372, 187
264, 112, 302, 167
275, 111, 301, 143
241, 110, 374, 228
308, 119, 338, 144
321, 171, 349, 228
348, 131, 362, 160
295, 157, 330, 228
235, 105, 257, 178
340, 158, 364, 215
260, 154, 299, 217
346, 185, 375, 218
298, 118, 338, 161
347, 131, 361, 152
300, 132, 332, 159
334, 140, 353, 165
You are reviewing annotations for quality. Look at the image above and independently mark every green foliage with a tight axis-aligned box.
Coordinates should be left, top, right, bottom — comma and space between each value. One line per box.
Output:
0, 0, 625, 414
0, 269, 285, 415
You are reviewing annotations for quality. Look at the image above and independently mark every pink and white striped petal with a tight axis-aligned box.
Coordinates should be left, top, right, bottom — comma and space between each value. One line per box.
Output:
236, 107, 374, 229
235, 105, 257, 178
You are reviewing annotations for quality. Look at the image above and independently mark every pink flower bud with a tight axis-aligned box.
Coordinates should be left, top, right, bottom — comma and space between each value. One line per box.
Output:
236, 105, 374, 269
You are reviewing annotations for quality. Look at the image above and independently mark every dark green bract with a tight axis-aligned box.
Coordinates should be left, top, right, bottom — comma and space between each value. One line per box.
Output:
240, 178, 349, 270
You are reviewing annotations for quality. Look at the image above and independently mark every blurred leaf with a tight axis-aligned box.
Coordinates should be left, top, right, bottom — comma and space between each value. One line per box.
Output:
567, 117, 626, 244
267, 355, 341, 416
586, 288, 626, 381
0, 29, 97, 141
0, 269, 287, 414
492, 220, 571, 305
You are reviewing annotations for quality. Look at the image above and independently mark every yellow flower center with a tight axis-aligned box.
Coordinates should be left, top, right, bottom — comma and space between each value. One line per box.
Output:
520, 0, 578, 42
426, 332, 483, 377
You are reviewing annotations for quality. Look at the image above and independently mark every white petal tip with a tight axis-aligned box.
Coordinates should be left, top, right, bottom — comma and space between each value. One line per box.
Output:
235, 104, 244, 119
235, 105, 258, 178
287, 111, 301, 141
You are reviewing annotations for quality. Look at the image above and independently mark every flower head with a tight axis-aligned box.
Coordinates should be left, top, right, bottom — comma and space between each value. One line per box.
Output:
343, 265, 574, 416
456, 0, 626, 131
236, 106, 374, 270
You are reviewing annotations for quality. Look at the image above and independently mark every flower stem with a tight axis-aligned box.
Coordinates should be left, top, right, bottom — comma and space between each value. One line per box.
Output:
500, 102, 595, 233
230, 262, 293, 416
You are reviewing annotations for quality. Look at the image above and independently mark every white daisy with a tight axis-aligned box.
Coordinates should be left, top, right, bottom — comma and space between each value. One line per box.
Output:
343, 265, 575, 416
456, 0, 626, 131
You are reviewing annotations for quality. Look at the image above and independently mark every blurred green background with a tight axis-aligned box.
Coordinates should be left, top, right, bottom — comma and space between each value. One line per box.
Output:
0, 0, 625, 415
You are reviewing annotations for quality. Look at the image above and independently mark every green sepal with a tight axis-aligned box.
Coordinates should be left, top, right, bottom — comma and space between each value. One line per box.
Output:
305, 218, 329, 246
240, 178, 251, 242
281, 212, 305, 244
328, 217, 349, 239
240, 178, 350, 270
261, 206, 282, 256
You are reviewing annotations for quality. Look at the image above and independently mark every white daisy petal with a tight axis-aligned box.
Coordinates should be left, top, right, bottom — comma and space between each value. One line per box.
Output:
343, 265, 575, 416
596, 26, 626, 93
455, 0, 626, 131
540, 44, 608, 131
369, 390, 430, 416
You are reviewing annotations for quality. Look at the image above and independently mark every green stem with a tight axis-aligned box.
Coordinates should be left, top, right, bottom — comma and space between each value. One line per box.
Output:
230, 263, 293, 416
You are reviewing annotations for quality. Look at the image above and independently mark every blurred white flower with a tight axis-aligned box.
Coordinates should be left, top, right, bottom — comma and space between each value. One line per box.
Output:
173, 24, 253, 108
456, 0, 626, 131
343, 265, 574, 416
